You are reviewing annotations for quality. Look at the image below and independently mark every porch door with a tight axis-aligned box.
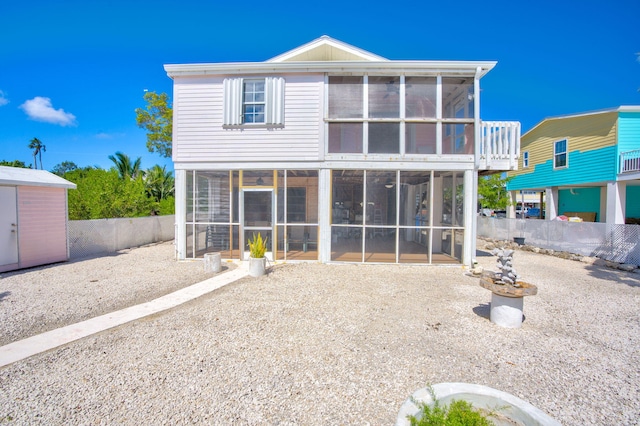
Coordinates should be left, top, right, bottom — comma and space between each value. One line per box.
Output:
241, 189, 274, 261
0, 186, 19, 268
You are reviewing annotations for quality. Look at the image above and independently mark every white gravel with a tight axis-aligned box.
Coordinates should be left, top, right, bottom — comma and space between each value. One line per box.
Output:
1, 240, 639, 425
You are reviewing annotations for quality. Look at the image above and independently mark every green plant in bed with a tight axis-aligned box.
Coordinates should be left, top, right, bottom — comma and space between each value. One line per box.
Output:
408, 387, 494, 426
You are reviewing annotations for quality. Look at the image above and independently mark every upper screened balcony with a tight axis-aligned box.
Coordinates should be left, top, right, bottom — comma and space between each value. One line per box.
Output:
326, 75, 521, 170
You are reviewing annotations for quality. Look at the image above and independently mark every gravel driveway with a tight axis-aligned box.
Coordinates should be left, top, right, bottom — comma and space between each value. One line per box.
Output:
1, 241, 639, 425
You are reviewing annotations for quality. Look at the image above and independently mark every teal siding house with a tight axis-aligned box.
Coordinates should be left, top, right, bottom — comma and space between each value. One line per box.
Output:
507, 106, 640, 224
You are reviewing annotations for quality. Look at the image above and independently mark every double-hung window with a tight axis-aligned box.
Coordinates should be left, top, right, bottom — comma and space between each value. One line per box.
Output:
554, 139, 568, 169
223, 77, 285, 126
523, 151, 529, 168
242, 80, 265, 123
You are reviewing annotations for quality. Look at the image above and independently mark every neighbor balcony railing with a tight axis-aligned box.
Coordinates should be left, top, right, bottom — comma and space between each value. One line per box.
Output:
478, 121, 521, 171
620, 149, 640, 174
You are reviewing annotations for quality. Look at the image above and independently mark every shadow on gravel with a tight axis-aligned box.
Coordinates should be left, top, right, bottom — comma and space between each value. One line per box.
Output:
476, 249, 493, 257
584, 264, 640, 288
0, 252, 124, 279
0, 291, 10, 302
472, 303, 491, 320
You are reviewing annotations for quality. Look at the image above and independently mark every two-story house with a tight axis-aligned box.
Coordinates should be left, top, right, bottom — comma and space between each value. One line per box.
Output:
506, 106, 640, 224
165, 36, 519, 266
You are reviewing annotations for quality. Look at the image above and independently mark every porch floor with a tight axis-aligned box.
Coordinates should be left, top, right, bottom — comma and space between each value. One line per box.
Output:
196, 240, 459, 264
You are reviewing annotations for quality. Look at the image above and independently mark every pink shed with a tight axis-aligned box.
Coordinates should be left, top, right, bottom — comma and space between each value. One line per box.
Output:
0, 166, 76, 272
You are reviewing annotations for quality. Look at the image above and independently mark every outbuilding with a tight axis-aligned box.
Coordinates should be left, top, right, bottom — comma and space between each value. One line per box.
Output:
0, 166, 76, 272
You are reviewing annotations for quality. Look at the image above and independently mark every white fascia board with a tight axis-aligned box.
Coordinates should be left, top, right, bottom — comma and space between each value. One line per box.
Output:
164, 61, 497, 79
0, 166, 77, 189
173, 159, 476, 171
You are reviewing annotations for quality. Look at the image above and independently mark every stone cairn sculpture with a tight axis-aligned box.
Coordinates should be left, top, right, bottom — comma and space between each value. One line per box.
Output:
490, 248, 521, 287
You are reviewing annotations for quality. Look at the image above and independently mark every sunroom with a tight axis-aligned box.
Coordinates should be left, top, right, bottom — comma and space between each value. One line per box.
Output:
184, 167, 467, 265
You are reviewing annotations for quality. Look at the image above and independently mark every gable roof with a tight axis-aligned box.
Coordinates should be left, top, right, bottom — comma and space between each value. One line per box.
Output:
523, 105, 640, 137
0, 166, 77, 189
267, 35, 388, 62
165, 36, 496, 78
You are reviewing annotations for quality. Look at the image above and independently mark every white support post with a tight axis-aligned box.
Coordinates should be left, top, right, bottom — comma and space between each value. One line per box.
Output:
464, 169, 475, 267
508, 191, 517, 219
318, 168, 332, 262
545, 187, 558, 221
605, 181, 626, 225
174, 169, 187, 260
474, 67, 481, 169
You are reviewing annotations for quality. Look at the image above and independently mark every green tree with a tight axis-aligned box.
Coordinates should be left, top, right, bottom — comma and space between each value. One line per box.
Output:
135, 91, 172, 158
64, 168, 156, 220
108, 151, 142, 180
0, 159, 31, 168
144, 164, 174, 202
51, 161, 78, 176
478, 173, 512, 210
27, 137, 46, 169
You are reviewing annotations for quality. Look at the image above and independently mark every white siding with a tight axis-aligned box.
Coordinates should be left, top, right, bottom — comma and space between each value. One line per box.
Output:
173, 74, 323, 163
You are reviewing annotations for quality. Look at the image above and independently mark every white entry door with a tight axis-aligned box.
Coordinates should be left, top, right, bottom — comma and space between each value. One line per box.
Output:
0, 186, 19, 267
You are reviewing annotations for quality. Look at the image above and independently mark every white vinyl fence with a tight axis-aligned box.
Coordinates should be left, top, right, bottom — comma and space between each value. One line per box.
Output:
68, 215, 175, 259
478, 217, 640, 266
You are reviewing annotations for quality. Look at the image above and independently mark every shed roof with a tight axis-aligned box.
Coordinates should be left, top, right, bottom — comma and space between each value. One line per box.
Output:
0, 166, 77, 189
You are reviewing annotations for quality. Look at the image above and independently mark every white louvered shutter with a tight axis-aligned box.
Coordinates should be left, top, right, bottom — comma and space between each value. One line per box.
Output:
223, 78, 243, 125
265, 77, 285, 125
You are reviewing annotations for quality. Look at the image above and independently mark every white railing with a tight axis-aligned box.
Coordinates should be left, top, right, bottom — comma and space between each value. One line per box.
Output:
620, 149, 640, 173
479, 121, 521, 171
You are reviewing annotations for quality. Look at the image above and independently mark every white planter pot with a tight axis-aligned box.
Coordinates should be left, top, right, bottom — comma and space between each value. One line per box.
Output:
396, 383, 560, 426
248, 256, 266, 277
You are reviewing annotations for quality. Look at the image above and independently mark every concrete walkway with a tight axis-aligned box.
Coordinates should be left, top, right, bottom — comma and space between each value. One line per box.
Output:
0, 267, 249, 368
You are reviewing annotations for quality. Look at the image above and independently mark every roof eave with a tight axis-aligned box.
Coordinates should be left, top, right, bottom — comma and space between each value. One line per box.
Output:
522, 105, 640, 137
164, 60, 497, 78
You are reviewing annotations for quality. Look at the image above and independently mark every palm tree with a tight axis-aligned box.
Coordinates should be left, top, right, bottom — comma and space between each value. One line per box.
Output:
28, 137, 46, 170
144, 165, 174, 201
108, 151, 142, 179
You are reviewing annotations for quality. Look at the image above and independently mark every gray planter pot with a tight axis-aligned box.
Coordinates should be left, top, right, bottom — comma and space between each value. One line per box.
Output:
396, 383, 560, 426
248, 256, 266, 277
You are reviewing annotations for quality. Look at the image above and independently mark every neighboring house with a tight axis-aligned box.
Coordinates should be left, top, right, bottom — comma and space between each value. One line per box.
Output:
165, 36, 519, 266
506, 106, 640, 224
0, 166, 76, 272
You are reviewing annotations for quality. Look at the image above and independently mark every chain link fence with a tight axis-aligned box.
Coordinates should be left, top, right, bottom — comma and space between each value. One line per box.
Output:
68, 215, 175, 259
478, 217, 640, 266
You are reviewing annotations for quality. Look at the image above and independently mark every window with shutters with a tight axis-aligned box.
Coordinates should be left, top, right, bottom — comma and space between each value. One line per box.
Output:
223, 77, 285, 126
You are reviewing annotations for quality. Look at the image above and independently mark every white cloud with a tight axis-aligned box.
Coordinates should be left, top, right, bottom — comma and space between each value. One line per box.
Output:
19, 96, 77, 126
0, 90, 8, 106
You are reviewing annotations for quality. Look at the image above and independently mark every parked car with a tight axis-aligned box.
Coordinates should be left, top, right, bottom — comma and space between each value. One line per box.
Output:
527, 207, 543, 219
515, 207, 529, 218
494, 210, 507, 218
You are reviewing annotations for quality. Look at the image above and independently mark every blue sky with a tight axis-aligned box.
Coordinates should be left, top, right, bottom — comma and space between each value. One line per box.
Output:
1, 0, 638, 172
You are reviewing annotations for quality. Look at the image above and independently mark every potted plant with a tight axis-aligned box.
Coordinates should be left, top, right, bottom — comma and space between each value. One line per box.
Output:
396, 383, 560, 426
247, 232, 268, 277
